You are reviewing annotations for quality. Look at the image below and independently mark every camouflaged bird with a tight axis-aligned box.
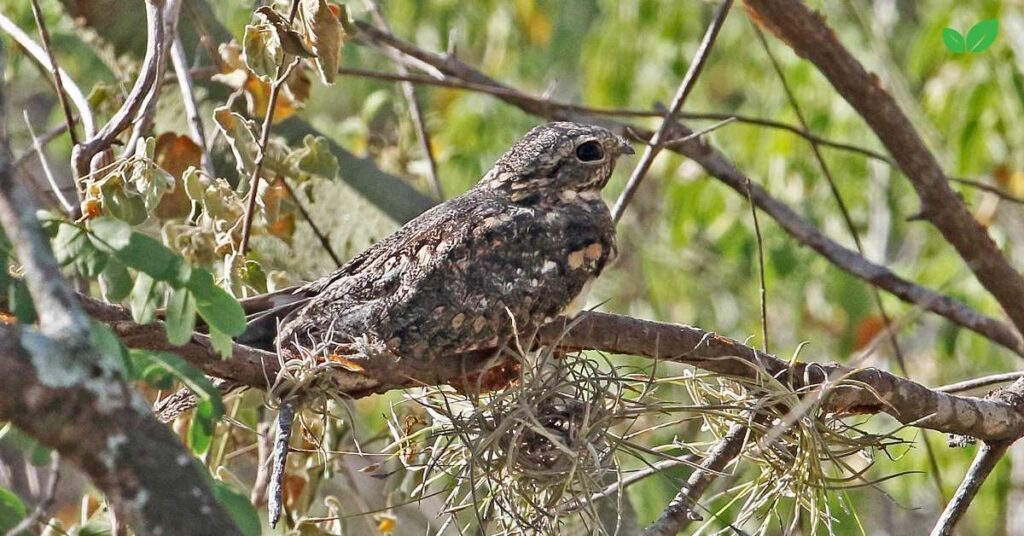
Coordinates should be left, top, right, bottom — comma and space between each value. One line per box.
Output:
242, 122, 633, 362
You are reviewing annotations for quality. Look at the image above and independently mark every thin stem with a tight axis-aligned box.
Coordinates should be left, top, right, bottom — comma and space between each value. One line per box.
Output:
745, 178, 769, 353
335, 66, 892, 164
239, 0, 302, 256
171, 34, 215, 177
610, 0, 733, 223
936, 372, 1024, 394
279, 178, 343, 267
365, 1, 444, 200
28, 0, 78, 147
22, 111, 73, 213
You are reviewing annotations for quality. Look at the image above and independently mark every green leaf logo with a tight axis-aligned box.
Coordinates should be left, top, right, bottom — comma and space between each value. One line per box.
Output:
944, 19, 999, 54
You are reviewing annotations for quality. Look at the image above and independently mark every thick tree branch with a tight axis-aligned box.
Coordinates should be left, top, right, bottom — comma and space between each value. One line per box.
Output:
80, 288, 1024, 443
351, 21, 1024, 356
0, 45, 239, 533
743, 0, 1024, 339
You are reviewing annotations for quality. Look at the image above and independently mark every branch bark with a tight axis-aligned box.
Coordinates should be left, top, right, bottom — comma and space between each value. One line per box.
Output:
743, 0, 1024, 339
0, 43, 240, 534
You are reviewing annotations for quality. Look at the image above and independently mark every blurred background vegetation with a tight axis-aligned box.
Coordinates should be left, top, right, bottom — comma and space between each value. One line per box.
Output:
1, 0, 1023, 534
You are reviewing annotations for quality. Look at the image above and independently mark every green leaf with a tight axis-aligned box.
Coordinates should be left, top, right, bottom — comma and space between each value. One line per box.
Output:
966, 19, 999, 52
8, 279, 35, 324
129, 350, 224, 435
91, 322, 134, 379
212, 481, 262, 536
97, 230, 191, 288
100, 259, 132, 302
53, 223, 89, 267
166, 286, 197, 346
187, 269, 247, 337
130, 273, 160, 325
209, 327, 235, 360
135, 351, 223, 454
290, 134, 339, 179
189, 399, 217, 455
0, 486, 26, 533
213, 107, 260, 178
942, 28, 966, 53
89, 217, 133, 250
55, 223, 108, 278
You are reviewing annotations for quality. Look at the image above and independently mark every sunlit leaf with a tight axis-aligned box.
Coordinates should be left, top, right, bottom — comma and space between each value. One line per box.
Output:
300, 0, 345, 84
187, 269, 247, 337
289, 134, 339, 179
166, 286, 198, 346
213, 107, 261, 176
153, 133, 203, 220
130, 272, 160, 325
243, 21, 283, 82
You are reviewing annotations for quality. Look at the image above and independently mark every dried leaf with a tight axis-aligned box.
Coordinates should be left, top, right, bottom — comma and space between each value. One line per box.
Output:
243, 21, 282, 82
213, 107, 261, 177
153, 133, 202, 219
300, 0, 345, 84
326, 353, 365, 372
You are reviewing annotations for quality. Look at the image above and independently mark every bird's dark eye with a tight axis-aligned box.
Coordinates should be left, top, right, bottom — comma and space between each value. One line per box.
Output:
575, 141, 605, 162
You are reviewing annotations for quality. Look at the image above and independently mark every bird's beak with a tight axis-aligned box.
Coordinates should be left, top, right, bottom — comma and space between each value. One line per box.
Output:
617, 138, 636, 156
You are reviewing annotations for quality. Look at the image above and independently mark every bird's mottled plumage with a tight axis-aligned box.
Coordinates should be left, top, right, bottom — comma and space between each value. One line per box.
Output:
246, 122, 632, 361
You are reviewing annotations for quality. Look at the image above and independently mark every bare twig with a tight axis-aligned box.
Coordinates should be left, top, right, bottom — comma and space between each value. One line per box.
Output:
937, 372, 1024, 394
22, 111, 73, 213
239, 0, 301, 256
335, 66, 892, 165
930, 440, 1011, 536
351, 20, 1024, 355
610, 0, 732, 223
642, 421, 750, 536
125, 0, 182, 155
745, 178, 769, 353
4, 454, 59, 536
71, 0, 166, 183
949, 177, 1024, 205
170, 34, 215, 177
28, 0, 78, 147
279, 178, 343, 267
365, 1, 444, 200
744, 0, 1024, 340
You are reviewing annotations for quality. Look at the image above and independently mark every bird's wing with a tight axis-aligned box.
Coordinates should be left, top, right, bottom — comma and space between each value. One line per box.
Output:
281, 190, 615, 359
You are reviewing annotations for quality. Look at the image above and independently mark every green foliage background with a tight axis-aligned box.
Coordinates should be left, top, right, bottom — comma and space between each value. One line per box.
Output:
1, 0, 1023, 534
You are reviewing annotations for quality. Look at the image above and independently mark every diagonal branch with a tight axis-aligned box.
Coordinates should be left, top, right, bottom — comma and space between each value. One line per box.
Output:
610, 0, 732, 223
641, 420, 750, 536
743, 0, 1024, 339
930, 440, 1011, 536
351, 20, 1024, 356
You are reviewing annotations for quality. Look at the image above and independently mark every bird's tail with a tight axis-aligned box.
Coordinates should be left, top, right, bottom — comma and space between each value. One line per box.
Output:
236, 286, 310, 350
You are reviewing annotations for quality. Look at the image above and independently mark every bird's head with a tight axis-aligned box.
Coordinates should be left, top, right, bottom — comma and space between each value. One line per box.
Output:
480, 122, 634, 200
